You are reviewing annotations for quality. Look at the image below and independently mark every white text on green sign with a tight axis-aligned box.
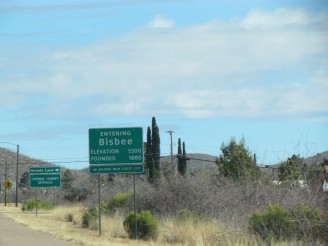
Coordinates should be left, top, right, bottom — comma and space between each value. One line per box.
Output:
90, 165, 144, 174
30, 167, 60, 174
89, 127, 144, 165
30, 174, 61, 187
29, 167, 61, 188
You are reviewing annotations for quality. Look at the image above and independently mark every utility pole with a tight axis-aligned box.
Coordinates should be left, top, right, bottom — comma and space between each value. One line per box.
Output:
5, 161, 7, 206
16, 144, 19, 207
166, 130, 174, 178
0, 142, 19, 206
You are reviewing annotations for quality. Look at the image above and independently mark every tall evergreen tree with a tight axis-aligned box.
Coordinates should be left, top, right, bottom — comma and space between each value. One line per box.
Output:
151, 117, 161, 183
19, 171, 29, 188
108, 174, 115, 183
177, 138, 183, 175
61, 169, 75, 190
278, 155, 304, 183
146, 127, 154, 183
178, 139, 187, 176
182, 141, 187, 175
216, 138, 260, 180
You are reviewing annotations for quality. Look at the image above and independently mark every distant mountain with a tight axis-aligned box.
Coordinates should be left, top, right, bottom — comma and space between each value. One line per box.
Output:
1, 147, 327, 181
0, 147, 57, 182
168, 151, 328, 173
266, 151, 328, 169
160, 153, 217, 173
303, 151, 328, 166
172, 151, 328, 175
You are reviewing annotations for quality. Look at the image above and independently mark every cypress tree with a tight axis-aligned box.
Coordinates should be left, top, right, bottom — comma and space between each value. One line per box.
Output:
182, 141, 187, 175
151, 117, 161, 183
146, 127, 154, 183
177, 138, 183, 175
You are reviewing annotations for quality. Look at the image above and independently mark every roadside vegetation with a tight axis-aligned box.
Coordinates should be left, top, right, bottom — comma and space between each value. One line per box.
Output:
21, 199, 53, 211
2, 163, 327, 246
1, 118, 327, 245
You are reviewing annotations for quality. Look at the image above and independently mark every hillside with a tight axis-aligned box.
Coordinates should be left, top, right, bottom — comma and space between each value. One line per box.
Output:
162, 151, 328, 174
303, 151, 328, 166
1, 147, 327, 181
160, 153, 217, 174
266, 151, 328, 169
0, 147, 57, 184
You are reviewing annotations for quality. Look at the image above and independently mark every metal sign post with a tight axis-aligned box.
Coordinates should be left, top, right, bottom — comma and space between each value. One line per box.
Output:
98, 174, 102, 236
29, 167, 61, 215
35, 190, 38, 216
54, 187, 57, 207
133, 173, 137, 239
89, 127, 144, 238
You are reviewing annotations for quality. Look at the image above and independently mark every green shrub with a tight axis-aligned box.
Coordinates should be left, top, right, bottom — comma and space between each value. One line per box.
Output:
177, 208, 194, 220
291, 205, 326, 242
177, 208, 200, 222
81, 207, 98, 229
21, 199, 53, 211
248, 204, 295, 241
123, 210, 159, 240
65, 213, 74, 222
102, 192, 133, 213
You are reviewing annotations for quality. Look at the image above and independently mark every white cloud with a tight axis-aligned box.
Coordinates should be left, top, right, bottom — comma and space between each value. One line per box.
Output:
1, 8, 327, 121
241, 8, 319, 30
148, 15, 174, 29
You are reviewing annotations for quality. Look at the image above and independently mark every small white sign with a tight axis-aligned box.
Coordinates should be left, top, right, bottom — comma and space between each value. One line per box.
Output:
323, 181, 328, 192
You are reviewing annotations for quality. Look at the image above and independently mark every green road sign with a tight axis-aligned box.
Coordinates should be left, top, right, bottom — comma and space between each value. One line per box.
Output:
89, 127, 144, 165
30, 167, 60, 174
90, 165, 144, 174
29, 167, 61, 188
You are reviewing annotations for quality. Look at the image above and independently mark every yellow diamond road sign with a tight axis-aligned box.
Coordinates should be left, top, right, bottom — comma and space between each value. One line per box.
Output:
4, 180, 13, 189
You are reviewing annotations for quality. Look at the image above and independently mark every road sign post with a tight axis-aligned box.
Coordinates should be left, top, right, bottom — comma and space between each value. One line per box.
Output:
29, 167, 61, 217
89, 127, 144, 237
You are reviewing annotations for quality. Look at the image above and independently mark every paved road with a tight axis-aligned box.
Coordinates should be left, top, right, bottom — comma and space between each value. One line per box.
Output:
0, 212, 81, 246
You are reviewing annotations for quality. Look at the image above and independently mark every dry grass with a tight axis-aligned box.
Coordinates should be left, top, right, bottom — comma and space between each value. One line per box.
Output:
1, 204, 148, 246
0, 202, 20, 212
102, 212, 127, 238
159, 217, 221, 245
1, 204, 324, 246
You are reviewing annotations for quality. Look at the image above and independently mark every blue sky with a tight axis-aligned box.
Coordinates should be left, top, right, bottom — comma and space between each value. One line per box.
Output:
1, 0, 327, 169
